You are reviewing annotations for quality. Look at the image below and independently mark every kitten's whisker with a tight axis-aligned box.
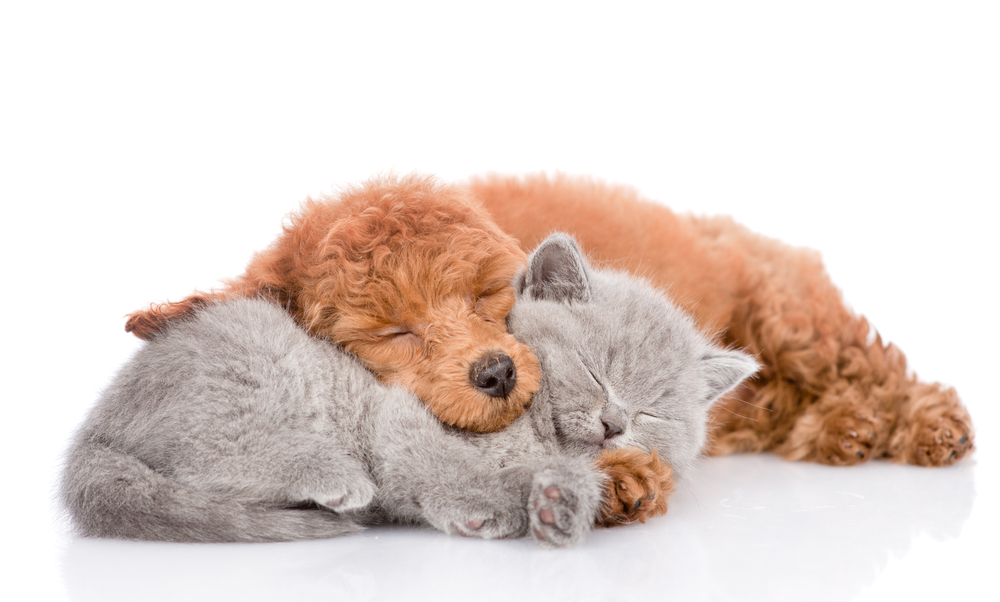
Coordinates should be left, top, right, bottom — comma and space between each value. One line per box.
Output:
728, 384, 773, 412
717, 405, 759, 422
732, 397, 773, 412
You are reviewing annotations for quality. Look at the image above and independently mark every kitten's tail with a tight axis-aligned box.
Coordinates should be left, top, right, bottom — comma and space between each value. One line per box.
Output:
60, 439, 361, 543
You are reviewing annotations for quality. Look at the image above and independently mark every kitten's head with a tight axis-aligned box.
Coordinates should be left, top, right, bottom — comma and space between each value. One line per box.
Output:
508, 233, 758, 479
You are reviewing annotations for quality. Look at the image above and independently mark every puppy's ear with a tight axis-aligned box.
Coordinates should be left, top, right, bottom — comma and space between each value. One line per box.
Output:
518, 233, 592, 303
699, 348, 759, 406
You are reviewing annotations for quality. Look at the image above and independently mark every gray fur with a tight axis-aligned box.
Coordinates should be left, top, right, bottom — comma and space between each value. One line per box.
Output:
61, 234, 757, 548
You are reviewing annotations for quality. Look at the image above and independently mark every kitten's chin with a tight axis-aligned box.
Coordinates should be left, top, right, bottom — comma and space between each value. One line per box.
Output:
568, 436, 649, 456
565, 438, 604, 456
598, 438, 649, 454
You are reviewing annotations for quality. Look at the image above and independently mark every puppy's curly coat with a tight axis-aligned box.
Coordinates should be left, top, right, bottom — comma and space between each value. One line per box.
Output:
470, 174, 974, 468
126, 175, 671, 526
127, 175, 540, 433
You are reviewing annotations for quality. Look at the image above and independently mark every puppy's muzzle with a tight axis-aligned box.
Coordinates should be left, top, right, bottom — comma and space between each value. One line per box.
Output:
469, 352, 517, 399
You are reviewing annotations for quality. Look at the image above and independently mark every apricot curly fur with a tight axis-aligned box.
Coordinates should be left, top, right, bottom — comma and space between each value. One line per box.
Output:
126, 175, 541, 433
595, 448, 673, 527
471, 174, 974, 467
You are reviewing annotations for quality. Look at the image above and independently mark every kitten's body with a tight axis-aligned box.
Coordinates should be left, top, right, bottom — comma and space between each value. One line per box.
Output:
62, 235, 756, 547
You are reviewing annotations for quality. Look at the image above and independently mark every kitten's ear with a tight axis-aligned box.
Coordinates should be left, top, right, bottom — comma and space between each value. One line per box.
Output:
700, 348, 759, 405
517, 233, 592, 303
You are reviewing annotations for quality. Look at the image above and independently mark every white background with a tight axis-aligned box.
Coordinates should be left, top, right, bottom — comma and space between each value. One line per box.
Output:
2, 1, 997, 600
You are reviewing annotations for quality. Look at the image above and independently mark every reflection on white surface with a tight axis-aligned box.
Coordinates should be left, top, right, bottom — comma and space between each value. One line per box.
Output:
5, 3, 996, 600
60, 455, 976, 602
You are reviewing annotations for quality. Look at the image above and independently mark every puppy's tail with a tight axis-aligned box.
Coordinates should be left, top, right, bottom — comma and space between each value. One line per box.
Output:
125, 243, 297, 341
60, 439, 361, 543
125, 289, 251, 341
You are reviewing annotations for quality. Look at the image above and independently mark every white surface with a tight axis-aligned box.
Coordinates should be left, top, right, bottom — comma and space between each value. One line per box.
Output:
2, 2, 997, 601
56, 455, 984, 602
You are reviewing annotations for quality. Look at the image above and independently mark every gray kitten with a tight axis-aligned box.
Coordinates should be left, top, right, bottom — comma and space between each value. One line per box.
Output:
61, 234, 757, 548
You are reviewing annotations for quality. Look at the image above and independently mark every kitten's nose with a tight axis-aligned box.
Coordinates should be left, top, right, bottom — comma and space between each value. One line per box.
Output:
602, 419, 624, 440
470, 352, 517, 398
601, 404, 626, 440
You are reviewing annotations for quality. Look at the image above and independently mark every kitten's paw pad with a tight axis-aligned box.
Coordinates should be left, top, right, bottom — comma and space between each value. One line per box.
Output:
528, 470, 596, 549
909, 411, 974, 467
817, 409, 880, 466
594, 448, 673, 527
448, 515, 521, 540
312, 480, 376, 513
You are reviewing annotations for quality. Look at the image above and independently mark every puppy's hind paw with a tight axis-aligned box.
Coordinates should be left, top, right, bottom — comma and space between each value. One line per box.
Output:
891, 384, 974, 467
815, 407, 881, 466
906, 409, 974, 467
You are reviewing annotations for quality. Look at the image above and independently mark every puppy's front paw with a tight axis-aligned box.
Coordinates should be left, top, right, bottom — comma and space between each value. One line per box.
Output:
594, 448, 673, 527
528, 467, 601, 549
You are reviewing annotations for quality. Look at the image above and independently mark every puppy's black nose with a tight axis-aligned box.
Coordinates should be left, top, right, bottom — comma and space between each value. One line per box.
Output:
603, 419, 624, 440
470, 352, 517, 398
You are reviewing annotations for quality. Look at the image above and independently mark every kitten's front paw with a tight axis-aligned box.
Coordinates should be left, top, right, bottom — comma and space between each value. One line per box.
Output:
427, 493, 529, 540
594, 448, 673, 527
312, 478, 376, 513
528, 467, 601, 549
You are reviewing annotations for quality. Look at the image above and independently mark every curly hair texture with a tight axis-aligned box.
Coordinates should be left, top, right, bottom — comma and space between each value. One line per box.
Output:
594, 448, 673, 527
126, 175, 540, 433
471, 174, 974, 467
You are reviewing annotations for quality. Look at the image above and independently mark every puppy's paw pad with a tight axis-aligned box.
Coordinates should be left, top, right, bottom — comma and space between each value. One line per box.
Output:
910, 412, 974, 466
594, 448, 673, 527
817, 409, 880, 466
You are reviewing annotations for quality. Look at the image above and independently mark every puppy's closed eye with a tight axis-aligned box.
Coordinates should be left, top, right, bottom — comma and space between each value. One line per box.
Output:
374, 326, 421, 345
474, 288, 515, 323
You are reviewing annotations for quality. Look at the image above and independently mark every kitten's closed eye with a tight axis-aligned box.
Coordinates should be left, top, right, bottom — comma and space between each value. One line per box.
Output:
634, 411, 669, 424
583, 363, 609, 401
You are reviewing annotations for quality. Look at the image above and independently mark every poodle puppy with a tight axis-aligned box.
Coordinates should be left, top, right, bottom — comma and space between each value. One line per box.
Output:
470, 174, 974, 467
124, 174, 669, 526
126, 175, 540, 433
